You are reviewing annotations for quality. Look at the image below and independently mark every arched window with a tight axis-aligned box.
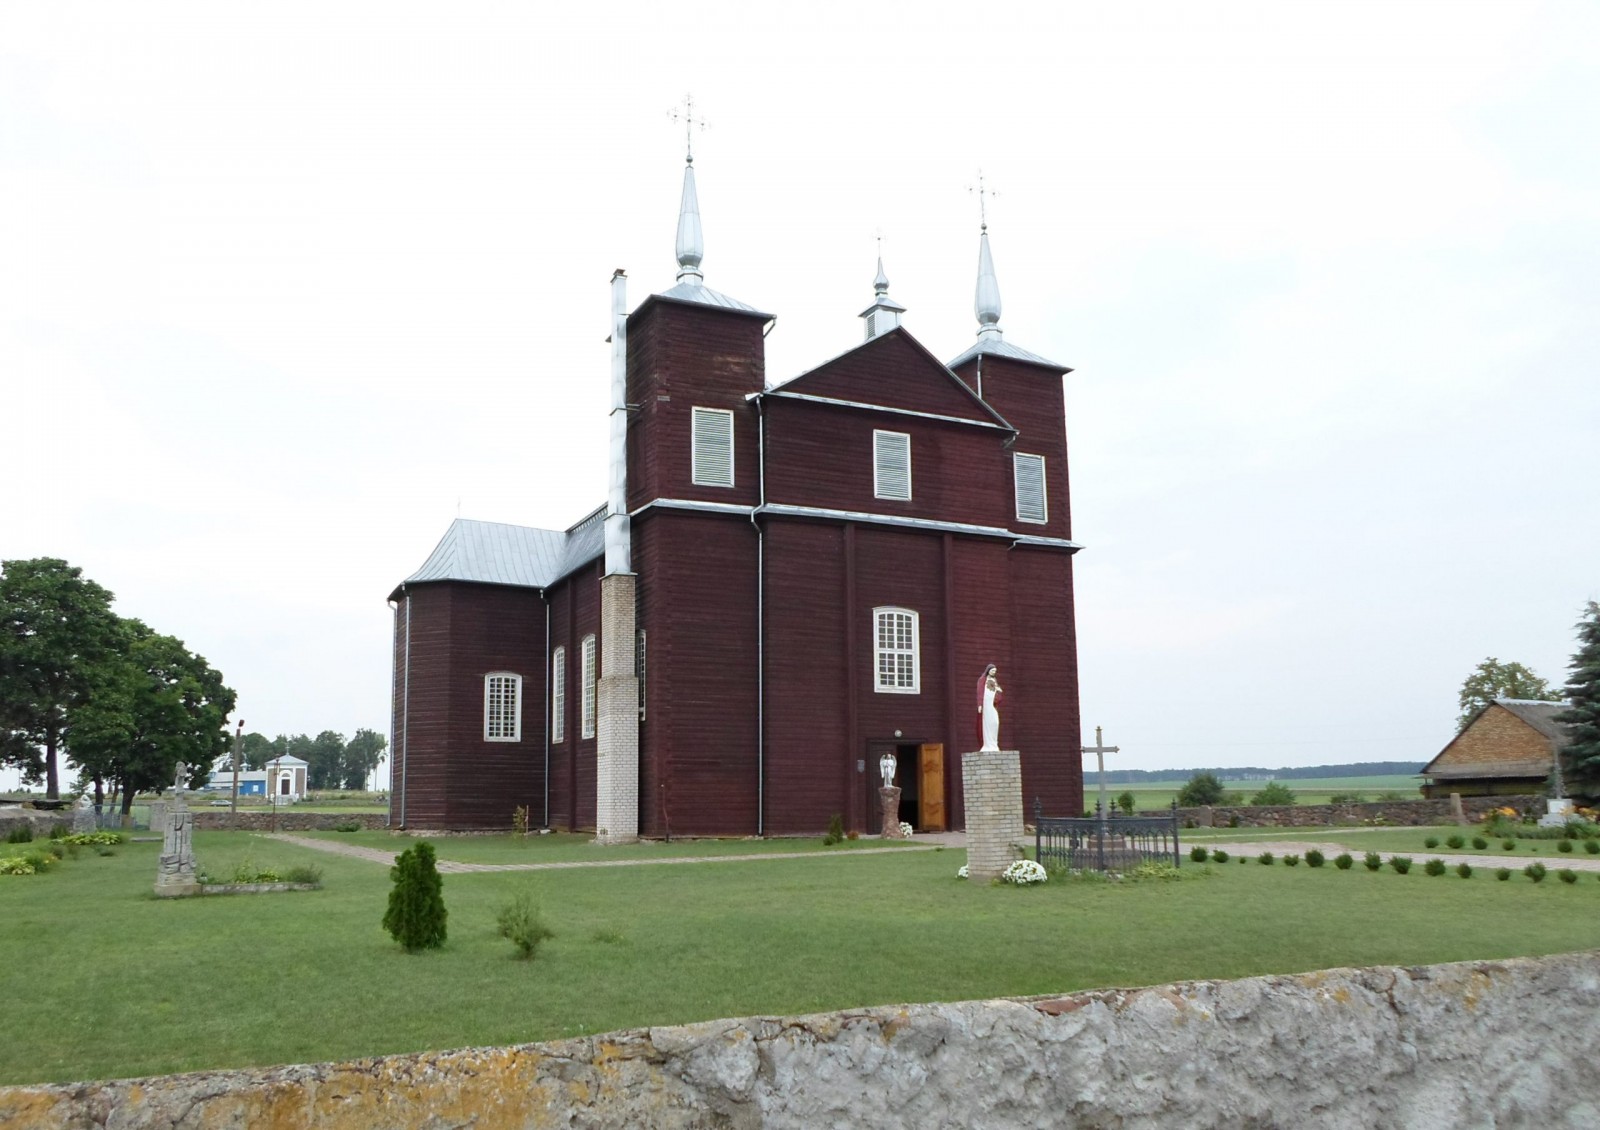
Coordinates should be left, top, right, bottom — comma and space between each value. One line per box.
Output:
873, 607, 920, 694
484, 672, 523, 741
581, 635, 597, 739
551, 647, 566, 744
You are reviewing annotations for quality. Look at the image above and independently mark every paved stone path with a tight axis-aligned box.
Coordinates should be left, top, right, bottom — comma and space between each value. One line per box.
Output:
262, 833, 937, 874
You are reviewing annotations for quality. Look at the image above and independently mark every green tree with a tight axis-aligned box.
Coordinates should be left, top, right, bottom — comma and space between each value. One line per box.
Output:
341, 728, 388, 790
384, 842, 448, 952
66, 620, 236, 818
306, 729, 347, 790
1457, 657, 1558, 732
1116, 790, 1136, 815
1176, 772, 1226, 807
240, 732, 277, 771
1557, 601, 1600, 794
1250, 781, 1296, 807
0, 558, 120, 799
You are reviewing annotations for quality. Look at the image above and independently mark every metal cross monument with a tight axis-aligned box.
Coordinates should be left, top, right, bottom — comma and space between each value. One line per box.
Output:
1081, 726, 1119, 823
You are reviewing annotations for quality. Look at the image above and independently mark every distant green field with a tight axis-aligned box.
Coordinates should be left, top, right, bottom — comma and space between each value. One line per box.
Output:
1084, 774, 1424, 810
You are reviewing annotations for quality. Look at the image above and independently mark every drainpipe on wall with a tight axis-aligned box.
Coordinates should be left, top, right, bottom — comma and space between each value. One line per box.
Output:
400, 589, 411, 828
386, 599, 399, 828
752, 394, 767, 836
542, 590, 551, 829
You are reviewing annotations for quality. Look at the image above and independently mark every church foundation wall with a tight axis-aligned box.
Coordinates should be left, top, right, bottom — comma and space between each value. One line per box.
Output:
8, 951, 1598, 1128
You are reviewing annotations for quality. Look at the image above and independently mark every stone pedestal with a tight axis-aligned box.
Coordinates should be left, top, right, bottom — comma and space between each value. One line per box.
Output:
961, 749, 1024, 881
154, 793, 200, 898
594, 572, 640, 845
1538, 797, 1575, 828
147, 800, 167, 834
879, 786, 905, 838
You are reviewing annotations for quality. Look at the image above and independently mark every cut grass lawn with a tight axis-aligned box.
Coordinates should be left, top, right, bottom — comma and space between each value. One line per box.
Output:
4, 830, 1600, 1087
300, 829, 926, 864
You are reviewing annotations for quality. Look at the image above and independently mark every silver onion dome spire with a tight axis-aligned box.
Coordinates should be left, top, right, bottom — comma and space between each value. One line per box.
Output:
974, 223, 1002, 342
675, 155, 704, 285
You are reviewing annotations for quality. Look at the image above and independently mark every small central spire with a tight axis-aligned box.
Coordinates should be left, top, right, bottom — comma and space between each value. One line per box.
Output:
860, 237, 906, 340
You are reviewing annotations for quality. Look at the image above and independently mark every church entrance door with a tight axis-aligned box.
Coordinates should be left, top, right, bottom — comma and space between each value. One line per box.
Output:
867, 742, 925, 833
918, 743, 945, 832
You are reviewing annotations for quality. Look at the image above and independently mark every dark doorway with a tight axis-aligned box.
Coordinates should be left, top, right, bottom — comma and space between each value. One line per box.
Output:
866, 742, 924, 833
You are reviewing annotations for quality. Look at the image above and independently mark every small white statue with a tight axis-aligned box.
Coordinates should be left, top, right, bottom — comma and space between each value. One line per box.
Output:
879, 750, 898, 788
976, 664, 1004, 752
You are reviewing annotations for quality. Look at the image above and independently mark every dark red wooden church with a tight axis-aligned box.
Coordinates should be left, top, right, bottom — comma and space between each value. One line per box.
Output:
388, 157, 1084, 836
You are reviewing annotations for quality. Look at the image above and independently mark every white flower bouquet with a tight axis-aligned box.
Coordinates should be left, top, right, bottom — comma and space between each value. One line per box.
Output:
899, 821, 914, 838
1001, 859, 1048, 885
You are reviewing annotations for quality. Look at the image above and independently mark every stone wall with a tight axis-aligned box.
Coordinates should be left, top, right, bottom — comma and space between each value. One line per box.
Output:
1171, 793, 1542, 828
5, 951, 1598, 1129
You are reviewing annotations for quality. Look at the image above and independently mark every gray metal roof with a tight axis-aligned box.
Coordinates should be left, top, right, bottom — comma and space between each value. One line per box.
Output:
399, 511, 605, 592
946, 336, 1068, 371
655, 281, 770, 316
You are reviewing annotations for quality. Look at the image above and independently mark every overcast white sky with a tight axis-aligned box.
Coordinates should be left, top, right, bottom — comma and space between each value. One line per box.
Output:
4, 1, 1597, 790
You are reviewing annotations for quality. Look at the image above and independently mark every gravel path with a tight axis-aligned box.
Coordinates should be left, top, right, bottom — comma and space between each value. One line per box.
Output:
262, 833, 936, 874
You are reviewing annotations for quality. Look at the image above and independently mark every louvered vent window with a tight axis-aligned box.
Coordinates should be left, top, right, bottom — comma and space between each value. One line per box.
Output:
873, 430, 912, 501
636, 629, 647, 721
873, 607, 920, 694
551, 647, 566, 743
581, 635, 597, 739
484, 672, 522, 742
1014, 452, 1047, 524
692, 407, 735, 487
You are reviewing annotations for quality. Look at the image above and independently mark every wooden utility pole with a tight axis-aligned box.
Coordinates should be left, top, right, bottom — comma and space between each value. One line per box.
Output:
230, 720, 244, 822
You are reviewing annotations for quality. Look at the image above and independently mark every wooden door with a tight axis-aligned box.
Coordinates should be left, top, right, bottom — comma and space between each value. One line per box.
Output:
919, 744, 945, 832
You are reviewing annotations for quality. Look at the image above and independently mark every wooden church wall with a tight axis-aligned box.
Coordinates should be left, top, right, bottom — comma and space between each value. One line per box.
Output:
1006, 548, 1082, 819
394, 586, 450, 828
546, 565, 601, 832
952, 356, 1074, 543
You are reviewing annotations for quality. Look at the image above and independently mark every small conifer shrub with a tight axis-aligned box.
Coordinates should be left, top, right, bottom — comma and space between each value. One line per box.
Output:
823, 814, 844, 846
1523, 862, 1547, 884
1257, 852, 1274, 865
1423, 836, 1440, 849
1472, 837, 1488, 850
1305, 849, 1325, 868
1283, 854, 1300, 867
1585, 839, 1600, 854
1211, 850, 1230, 863
1502, 840, 1516, 851
1389, 856, 1412, 874
1558, 869, 1578, 885
1456, 862, 1472, 879
1496, 867, 1511, 881
1445, 834, 1465, 850
1558, 840, 1574, 853
1190, 846, 1208, 863
1363, 851, 1382, 871
1423, 858, 1447, 877
1334, 853, 1353, 870
383, 842, 448, 952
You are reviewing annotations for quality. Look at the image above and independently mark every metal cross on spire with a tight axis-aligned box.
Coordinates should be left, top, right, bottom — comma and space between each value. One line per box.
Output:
668, 94, 708, 163
968, 169, 998, 231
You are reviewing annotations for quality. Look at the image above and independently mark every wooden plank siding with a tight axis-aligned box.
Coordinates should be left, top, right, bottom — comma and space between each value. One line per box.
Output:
778, 329, 997, 424
951, 354, 1073, 542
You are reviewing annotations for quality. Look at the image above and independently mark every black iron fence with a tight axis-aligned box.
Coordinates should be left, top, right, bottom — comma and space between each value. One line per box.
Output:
1034, 799, 1182, 872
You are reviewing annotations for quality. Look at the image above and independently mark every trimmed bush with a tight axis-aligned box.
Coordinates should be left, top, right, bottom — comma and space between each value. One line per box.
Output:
1524, 862, 1547, 884
1472, 837, 1488, 850
1363, 852, 1382, 872
1444, 834, 1464, 849
1283, 854, 1301, 867
1190, 846, 1208, 863
1456, 863, 1473, 879
1586, 839, 1600, 854
823, 814, 844, 846
1423, 836, 1440, 849
1558, 869, 1578, 885
1237, 856, 1247, 864
333, 821, 361, 833
1211, 850, 1229, 863
496, 889, 556, 959
283, 865, 323, 886
1389, 856, 1412, 874
1257, 852, 1274, 865
1334, 853, 1353, 870
1496, 867, 1512, 881
1501, 839, 1516, 850
1423, 859, 1447, 877
1305, 849, 1325, 868
1558, 840, 1574, 853
383, 842, 448, 952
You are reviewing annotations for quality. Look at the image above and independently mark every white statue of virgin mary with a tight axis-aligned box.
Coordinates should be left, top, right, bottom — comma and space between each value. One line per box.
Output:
976, 664, 1003, 752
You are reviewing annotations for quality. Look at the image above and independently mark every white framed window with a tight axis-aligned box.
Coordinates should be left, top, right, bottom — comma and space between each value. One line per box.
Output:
484, 672, 522, 742
873, 429, 912, 501
551, 647, 566, 743
873, 607, 920, 694
581, 634, 597, 739
636, 629, 647, 721
691, 407, 735, 487
1014, 452, 1047, 524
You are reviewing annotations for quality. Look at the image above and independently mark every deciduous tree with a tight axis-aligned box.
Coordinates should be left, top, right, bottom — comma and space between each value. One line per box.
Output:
1176, 772, 1227, 807
341, 728, 387, 790
1557, 602, 1600, 794
0, 558, 119, 798
1456, 657, 1558, 732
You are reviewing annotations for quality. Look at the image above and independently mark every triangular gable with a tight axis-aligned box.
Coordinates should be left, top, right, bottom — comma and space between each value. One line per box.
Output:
771, 328, 1012, 429
1421, 701, 1558, 777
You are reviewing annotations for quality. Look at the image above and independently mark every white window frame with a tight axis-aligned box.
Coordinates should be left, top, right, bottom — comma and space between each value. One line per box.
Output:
872, 607, 920, 695
873, 429, 912, 501
551, 647, 566, 744
691, 406, 735, 487
580, 634, 597, 739
484, 672, 523, 742
1014, 452, 1047, 524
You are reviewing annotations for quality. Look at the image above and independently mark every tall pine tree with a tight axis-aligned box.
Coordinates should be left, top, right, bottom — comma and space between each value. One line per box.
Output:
1557, 601, 1600, 795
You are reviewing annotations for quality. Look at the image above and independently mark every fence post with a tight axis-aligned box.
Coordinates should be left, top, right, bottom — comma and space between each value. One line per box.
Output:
1033, 797, 1042, 865
1171, 800, 1180, 867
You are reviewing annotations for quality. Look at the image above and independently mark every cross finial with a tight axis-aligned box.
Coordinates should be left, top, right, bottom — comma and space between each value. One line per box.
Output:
669, 94, 708, 163
968, 170, 997, 231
